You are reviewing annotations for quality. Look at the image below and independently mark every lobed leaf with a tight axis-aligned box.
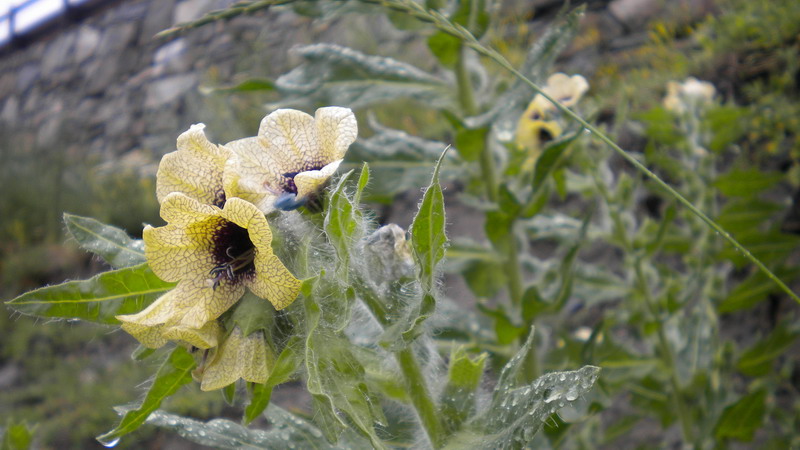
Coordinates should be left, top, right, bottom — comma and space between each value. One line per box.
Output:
97, 347, 195, 446
5, 263, 174, 325
243, 336, 304, 424
303, 294, 386, 448
145, 405, 371, 449
63, 213, 145, 268
271, 43, 453, 110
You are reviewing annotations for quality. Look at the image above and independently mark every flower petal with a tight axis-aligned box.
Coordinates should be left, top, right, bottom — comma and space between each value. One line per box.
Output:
159, 192, 220, 225
220, 198, 301, 310
222, 145, 277, 213
145, 194, 223, 283
258, 108, 320, 171
293, 159, 342, 202
200, 328, 272, 391
156, 124, 233, 205
314, 107, 357, 162
118, 318, 221, 349
117, 278, 245, 330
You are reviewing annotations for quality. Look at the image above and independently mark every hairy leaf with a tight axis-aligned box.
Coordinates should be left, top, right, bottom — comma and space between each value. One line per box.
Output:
410, 147, 449, 292
97, 347, 195, 446
272, 43, 452, 110
244, 336, 304, 424
146, 405, 372, 449
445, 326, 599, 449
304, 294, 386, 448
347, 115, 459, 200
5, 263, 174, 324
439, 348, 487, 434
64, 213, 145, 268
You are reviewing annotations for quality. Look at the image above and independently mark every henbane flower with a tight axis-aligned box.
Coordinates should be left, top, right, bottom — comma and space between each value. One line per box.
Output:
198, 327, 274, 391
525, 73, 589, 118
117, 193, 301, 347
157, 123, 234, 207
224, 107, 358, 212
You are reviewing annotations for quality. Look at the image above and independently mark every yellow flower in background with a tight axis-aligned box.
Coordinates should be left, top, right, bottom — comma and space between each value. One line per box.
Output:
515, 113, 563, 171
528, 73, 589, 115
156, 123, 235, 207
199, 327, 274, 391
224, 107, 358, 212
117, 193, 301, 348
663, 77, 715, 114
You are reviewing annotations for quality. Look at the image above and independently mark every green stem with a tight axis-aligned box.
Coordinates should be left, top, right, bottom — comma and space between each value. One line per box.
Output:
355, 278, 445, 448
455, 42, 497, 203
396, 347, 446, 448
633, 260, 695, 443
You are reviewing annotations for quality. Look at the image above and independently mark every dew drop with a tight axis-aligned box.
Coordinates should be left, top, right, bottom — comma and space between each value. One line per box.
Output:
98, 437, 120, 448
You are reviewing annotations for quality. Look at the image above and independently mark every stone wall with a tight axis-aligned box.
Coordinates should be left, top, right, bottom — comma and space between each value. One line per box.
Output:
0, 0, 326, 161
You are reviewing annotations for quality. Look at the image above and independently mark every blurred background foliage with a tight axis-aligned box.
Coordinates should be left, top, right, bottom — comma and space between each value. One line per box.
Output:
2, 0, 800, 447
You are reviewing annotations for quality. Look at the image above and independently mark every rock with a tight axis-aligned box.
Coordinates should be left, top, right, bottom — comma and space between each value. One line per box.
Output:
96, 22, 137, 55
153, 38, 189, 73
173, 0, 217, 25
74, 25, 101, 63
16, 63, 40, 92
41, 30, 77, 76
144, 73, 197, 108
140, 0, 177, 44
0, 96, 19, 126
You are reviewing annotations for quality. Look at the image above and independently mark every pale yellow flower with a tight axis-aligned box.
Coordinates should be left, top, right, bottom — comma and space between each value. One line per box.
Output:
663, 77, 715, 114
199, 327, 274, 391
224, 107, 358, 212
117, 193, 301, 348
514, 115, 563, 170
528, 73, 590, 115
156, 123, 235, 207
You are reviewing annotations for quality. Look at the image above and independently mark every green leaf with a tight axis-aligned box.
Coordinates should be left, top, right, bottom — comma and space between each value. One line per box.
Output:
1, 419, 33, 450
272, 43, 452, 110
97, 347, 195, 446
454, 127, 488, 162
63, 213, 145, 268
439, 348, 487, 434
736, 322, 800, 376
145, 405, 372, 449
230, 291, 275, 337
462, 258, 506, 298
532, 131, 582, 191
346, 115, 459, 201
244, 336, 304, 424
354, 162, 370, 206
714, 389, 767, 442
716, 197, 783, 236
477, 304, 524, 345
5, 263, 174, 324
325, 170, 359, 278
410, 147, 449, 292
206, 78, 275, 93
222, 383, 236, 406
445, 335, 600, 450
713, 169, 783, 197
303, 295, 386, 448
428, 31, 461, 67
719, 267, 800, 313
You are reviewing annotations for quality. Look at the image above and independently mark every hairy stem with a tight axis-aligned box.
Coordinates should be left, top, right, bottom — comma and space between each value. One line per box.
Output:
396, 347, 446, 448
